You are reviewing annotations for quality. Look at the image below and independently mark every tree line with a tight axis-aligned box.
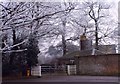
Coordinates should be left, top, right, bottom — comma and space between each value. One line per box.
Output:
0, 1, 117, 76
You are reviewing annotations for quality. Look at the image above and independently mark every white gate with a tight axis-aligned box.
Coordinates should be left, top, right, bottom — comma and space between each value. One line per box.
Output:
31, 66, 41, 77
67, 65, 76, 75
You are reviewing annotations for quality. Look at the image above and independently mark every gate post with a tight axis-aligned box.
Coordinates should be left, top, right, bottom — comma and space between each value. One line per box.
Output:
75, 57, 79, 75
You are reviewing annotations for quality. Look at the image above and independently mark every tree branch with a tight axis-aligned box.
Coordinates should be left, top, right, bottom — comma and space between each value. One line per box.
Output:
1, 39, 28, 51
2, 49, 27, 53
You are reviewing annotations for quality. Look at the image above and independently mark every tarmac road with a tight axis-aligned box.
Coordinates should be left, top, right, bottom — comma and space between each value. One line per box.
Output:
2, 75, 120, 84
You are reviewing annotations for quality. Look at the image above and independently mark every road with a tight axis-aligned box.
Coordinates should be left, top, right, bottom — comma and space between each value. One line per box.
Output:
2, 75, 119, 84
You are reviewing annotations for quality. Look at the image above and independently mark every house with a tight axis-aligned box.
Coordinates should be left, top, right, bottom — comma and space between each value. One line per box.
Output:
57, 35, 118, 75
58, 34, 103, 65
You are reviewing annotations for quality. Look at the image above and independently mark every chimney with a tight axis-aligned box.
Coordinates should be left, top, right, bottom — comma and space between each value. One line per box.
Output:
80, 34, 92, 51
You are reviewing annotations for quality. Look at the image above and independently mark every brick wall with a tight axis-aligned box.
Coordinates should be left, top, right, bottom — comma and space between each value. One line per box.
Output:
75, 54, 119, 76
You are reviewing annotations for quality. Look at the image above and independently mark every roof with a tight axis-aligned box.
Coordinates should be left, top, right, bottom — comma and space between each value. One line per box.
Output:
59, 49, 104, 60
98, 45, 116, 54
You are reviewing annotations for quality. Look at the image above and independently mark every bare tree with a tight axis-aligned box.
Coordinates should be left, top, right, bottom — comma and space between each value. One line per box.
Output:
84, 1, 112, 49
0, 2, 76, 76
54, 2, 75, 56
0, 2, 75, 51
70, 1, 117, 50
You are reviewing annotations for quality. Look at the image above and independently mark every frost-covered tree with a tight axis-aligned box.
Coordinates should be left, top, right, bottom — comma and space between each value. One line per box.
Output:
81, 1, 116, 49
0, 2, 76, 75
46, 2, 76, 56
0, 2, 75, 51
69, 1, 117, 49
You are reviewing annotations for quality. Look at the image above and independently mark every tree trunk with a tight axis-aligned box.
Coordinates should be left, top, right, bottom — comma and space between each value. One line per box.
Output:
62, 35, 66, 56
95, 21, 99, 50
62, 20, 67, 56
9, 29, 17, 65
